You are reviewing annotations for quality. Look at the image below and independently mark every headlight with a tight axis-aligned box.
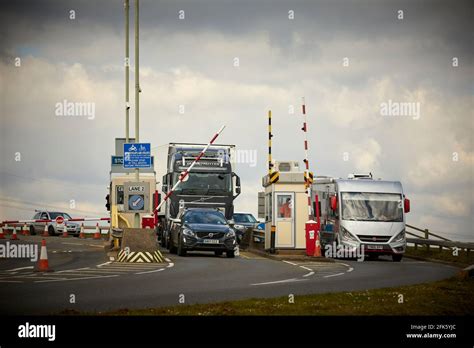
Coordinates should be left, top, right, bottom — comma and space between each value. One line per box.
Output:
183, 228, 195, 237
341, 227, 358, 242
225, 229, 236, 238
234, 224, 245, 230
392, 229, 405, 243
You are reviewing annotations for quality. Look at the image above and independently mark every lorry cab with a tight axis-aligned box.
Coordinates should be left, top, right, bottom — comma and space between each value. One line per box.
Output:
313, 174, 410, 262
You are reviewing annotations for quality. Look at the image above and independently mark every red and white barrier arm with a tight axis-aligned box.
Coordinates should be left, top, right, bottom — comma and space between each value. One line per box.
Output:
2, 217, 110, 225
155, 125, 226, 213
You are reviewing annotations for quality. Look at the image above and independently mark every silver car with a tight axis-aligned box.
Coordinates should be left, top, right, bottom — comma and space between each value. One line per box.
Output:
30, 211, 81, 236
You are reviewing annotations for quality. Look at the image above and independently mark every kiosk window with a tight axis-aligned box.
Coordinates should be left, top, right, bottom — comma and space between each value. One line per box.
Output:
116, 185, 124, 204
277, 195, 292, 218
265, 193, 272, 222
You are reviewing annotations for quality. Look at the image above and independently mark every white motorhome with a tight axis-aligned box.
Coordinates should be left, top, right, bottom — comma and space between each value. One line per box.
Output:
312, 174, 410, 262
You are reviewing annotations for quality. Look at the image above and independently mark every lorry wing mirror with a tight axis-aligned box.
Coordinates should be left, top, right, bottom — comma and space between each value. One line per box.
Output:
236, 187, 241, 194
162, 184, 168, 193
330, 196, 338, 211
404, 198, 410, 213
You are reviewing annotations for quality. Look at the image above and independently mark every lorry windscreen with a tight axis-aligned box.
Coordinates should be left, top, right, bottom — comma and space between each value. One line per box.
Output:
341, 192, 403, 222
174, 172, 231, 195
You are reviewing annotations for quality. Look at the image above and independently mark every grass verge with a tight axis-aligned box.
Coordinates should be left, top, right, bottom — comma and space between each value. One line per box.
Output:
405, 246, 473, 267
73, 277, 473, 316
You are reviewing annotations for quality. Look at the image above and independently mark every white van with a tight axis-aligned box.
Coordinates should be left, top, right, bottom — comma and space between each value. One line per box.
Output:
312, 174, 410, 262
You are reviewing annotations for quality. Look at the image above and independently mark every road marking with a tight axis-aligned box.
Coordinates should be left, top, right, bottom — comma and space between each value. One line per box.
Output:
135, 268, 165, 275
88, 244, 104, 248
35, 274, 119, 283
300, 266, 313, 272
167, 262, 174, 268
165, 258, 171, 262
5, 266, 33, 272
282, 260, 298, 266
97, 262, 111, 267
251, 278, 308, 286
56, 267, 91, 273
347, 267, 354, 272
303, 271, 315, 277
61, 242, 84, 246
0, 280, 23, 283
324, 272, 345, 278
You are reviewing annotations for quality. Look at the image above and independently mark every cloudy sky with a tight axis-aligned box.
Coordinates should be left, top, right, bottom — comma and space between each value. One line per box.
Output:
0, 0, 472, 241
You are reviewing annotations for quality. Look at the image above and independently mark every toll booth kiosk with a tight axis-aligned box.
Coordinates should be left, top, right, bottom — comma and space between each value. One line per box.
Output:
260, 165, 308, 251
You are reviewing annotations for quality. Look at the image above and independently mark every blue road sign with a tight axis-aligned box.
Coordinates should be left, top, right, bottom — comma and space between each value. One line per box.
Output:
123, 143, 151, 168
128, 194, 145, 211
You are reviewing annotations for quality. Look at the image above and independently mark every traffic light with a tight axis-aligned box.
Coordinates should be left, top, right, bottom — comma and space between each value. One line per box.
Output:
105, 194, 110, 211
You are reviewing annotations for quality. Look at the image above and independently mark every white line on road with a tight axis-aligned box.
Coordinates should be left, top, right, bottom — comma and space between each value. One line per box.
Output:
165, 258, 171, 262
97, 262, 111, 267
323, 272, 345, 278
35, 274, 119, 283
135, 268, 165, 275
303, 271, 315, 277
0, 280, 23, 283
282, 260, 298, 266
5, 266, 34, 272
167, 262, 174, 268
300, 266, 313, 272
251, 278, 308, 286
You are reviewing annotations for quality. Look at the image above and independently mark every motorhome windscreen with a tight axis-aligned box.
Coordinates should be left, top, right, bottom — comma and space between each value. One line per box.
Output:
174, 172, 232, 195
341, 192, 403, 222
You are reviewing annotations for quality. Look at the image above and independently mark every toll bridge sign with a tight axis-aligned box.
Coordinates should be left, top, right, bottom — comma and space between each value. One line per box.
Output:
123, 143, 151, 168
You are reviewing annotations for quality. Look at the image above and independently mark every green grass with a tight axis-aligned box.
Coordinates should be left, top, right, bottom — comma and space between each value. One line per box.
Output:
405, 246, 473, 267
72, 277, 473, 316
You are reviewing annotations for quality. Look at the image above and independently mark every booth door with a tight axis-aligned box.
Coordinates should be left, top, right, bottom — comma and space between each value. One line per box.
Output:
275, 192, 295, 248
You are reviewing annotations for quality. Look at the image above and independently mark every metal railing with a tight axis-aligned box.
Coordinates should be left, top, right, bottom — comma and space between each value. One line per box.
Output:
406, 224, 473, 255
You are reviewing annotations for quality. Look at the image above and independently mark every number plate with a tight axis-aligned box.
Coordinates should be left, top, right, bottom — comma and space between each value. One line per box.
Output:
203, 239, 219, 244
366, 244, 383, 250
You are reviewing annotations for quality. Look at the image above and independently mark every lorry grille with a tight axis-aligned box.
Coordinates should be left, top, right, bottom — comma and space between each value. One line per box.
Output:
357, 235, 391, 243
196, 232, 224, 239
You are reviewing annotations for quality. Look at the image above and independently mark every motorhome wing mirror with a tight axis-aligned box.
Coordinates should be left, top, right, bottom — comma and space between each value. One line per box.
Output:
170, 218, 181, 224
330, 196, 338, 211
404, 198, 410, 213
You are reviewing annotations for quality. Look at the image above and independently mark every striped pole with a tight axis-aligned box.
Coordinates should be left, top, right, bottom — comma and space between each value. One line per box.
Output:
268, 110, 273, 175
301, 97, 313, 219
155, 125, 226, 213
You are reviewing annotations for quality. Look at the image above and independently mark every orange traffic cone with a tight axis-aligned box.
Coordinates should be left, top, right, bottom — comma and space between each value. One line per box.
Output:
79, 223, 86, 239
36, 239, 52, 272
313, 232, 322, 257
93, 223, 101, 240
42, 224, 49, 237
61, 224, 68, 238
0, 226, 5, 239
22, 223, 30, 236
11, 226, 18, 240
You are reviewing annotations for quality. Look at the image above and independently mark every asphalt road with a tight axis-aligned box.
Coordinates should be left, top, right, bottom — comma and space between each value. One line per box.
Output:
0, 236, 459, 314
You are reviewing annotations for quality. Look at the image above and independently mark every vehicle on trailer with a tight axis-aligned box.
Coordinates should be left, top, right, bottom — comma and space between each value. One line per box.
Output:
312, 174, 410, 262
168, 208, 237, 258
153, 143, 241, 248
232, 212, 258, 243
30, 211, 81, 236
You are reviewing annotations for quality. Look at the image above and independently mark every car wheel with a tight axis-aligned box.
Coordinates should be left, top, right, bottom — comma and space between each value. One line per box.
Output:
169, 235, 177, 254
177, 235, 187, 256
226, 250, 235, 258
214, 251, 223, 257
48, 226, 56, 236
29, 225, 36, 236
392, 254, 403, 262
